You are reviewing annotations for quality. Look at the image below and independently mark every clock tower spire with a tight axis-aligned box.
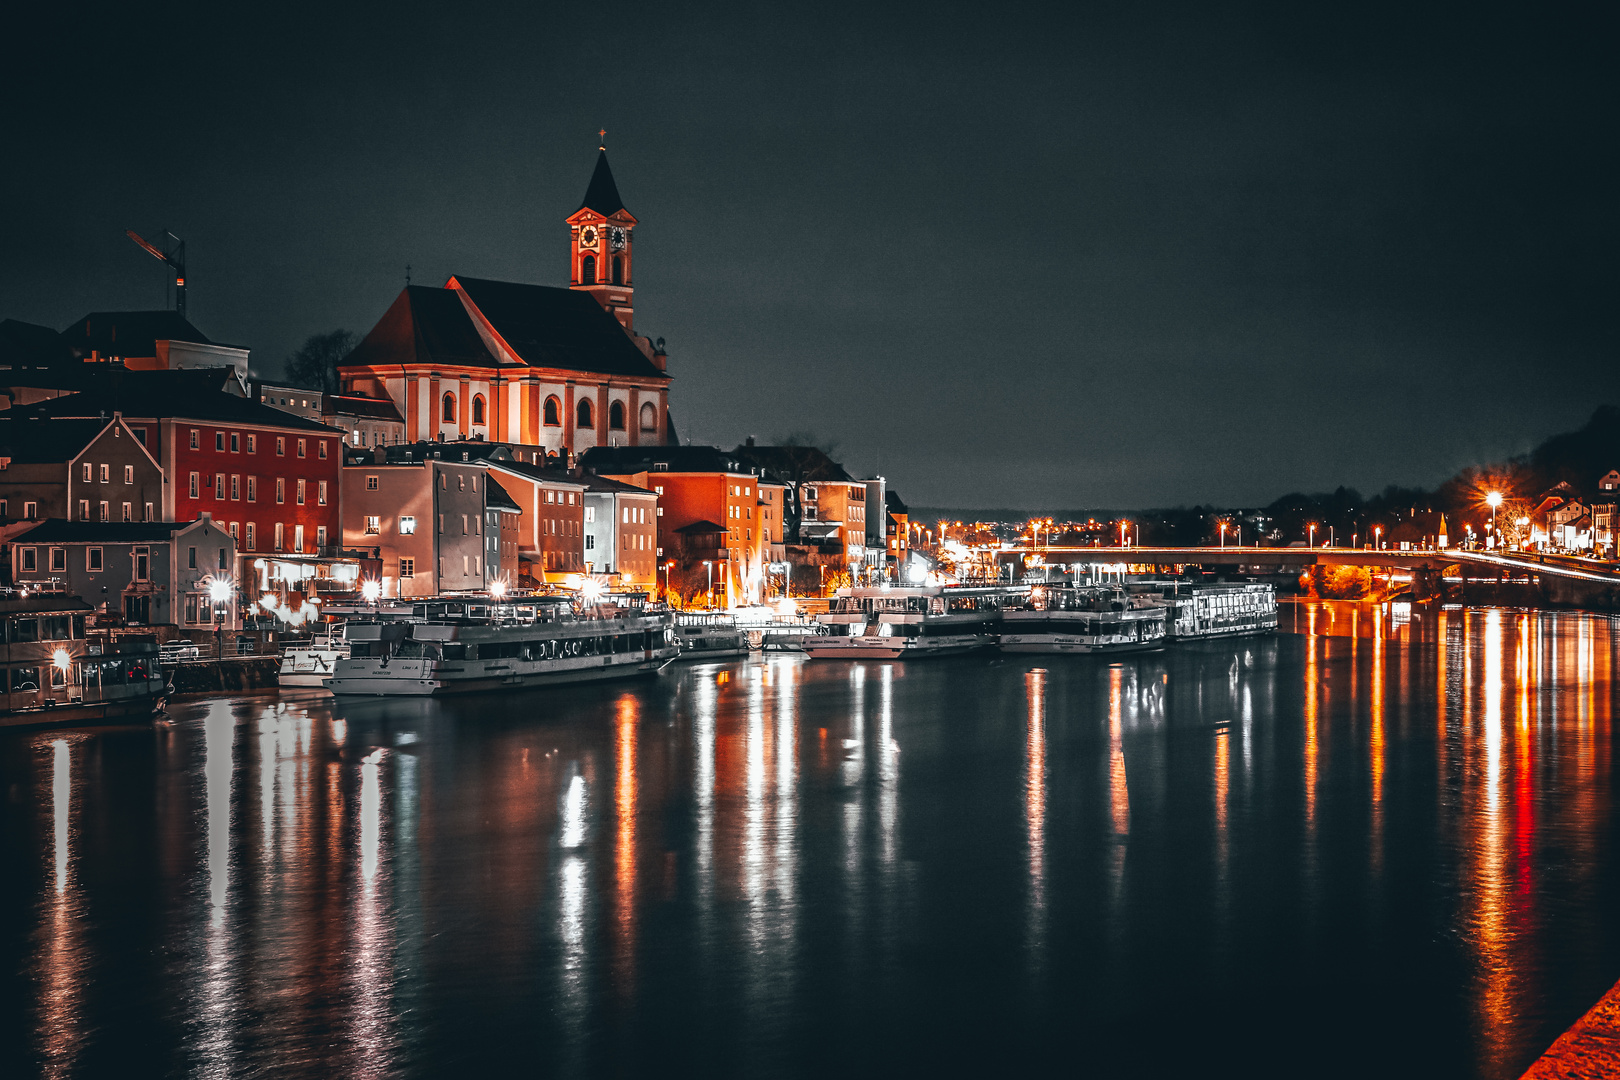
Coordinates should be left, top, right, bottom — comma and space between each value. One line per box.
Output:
567, 143, 637, 332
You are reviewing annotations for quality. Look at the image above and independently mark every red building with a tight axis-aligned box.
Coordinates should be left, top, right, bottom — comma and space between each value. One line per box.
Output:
5, 370, 345, 559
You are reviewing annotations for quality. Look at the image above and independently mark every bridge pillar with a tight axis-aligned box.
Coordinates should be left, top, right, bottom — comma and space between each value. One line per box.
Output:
1409, 567, 1444, 601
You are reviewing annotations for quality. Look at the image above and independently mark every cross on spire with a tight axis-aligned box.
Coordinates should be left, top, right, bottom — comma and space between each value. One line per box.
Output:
598, 128, 607, 147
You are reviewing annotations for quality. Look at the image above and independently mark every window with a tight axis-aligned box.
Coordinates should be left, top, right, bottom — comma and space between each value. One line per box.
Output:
245, 523, 255, 551
586, 534, 595, 550
365, 515, 380, 534
472, 395, 485, 425
297, 439, 306, 458
230, 475, 240, 500
457, 475, 464, 492
640, 401, 658, 433
99, 501, 109, 522
611, 255, 623, 285
247, 476, 257, 501
399, 557, 414, 579
188, 546, 197, 569
366, 475, 379, 490
546, 490, 555, 504
82, 462, 92, 482
274, 523, 284, 552
276, 478, 285, 504
623, 507, 630, 524
400, 516, 416, 535
276, 437, 285, 456
316, 525, 327, 549
133, 547, 149, 581
121, 502, 131, 522
229, 522, 239, 540
124, 465, 134, 484
247, 434, 256, 453
581, 253, 596, 284
462, 514, 469, 534
438, 514, 444, 533
576, 399, 594, 429
442, 393, 457, 423
218, 547, 228, 570
20, 547, 36, 573
230, 433, 239, 452
190, 429, 200, 449
584, 506, 595, 523
185, 595, 198, 624
609, 400, 626, 430
190, 472, 200, 499
296, 479, 305, 505
50, 548, 66, 572
144, 502, 153, 522
318, 480, 327, 505
78, 499, 90, 520
567, 492, 575, 504
544, 396, 561, 426
215, 473, 225, 500
216, 432, 225, 451
318, 441, 327, 460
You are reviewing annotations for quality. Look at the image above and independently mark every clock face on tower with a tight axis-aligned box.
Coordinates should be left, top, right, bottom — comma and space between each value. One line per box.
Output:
579, 225, 598, 249
609, 226, 626, 252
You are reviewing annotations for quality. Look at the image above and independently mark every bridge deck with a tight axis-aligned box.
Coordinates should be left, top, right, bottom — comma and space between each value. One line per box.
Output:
1000, 546, 1620, 585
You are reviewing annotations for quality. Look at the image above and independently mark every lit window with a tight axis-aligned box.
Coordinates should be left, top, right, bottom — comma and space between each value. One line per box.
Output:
82, 462, 92, 482
318, 441, 327, 459
365, 515, 380, 535
296, 479, 306, 505
297, 439, 306, 458
189, 472, 200, 499
276, 437, 285, 456
399, 516, 416, 535
247, 434, 256, 453
190, 429, 200, 449
124, 465, 134, 484
318, 480, 328, 505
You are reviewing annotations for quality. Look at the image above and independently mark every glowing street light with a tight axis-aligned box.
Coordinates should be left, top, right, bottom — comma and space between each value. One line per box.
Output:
361, 579, 382, 604
1219, 521, 1227, 548
1486, 491, 1502, 545
702, 560, 713, 608
489, 579, 507, 600
1308, 523, 1316, 549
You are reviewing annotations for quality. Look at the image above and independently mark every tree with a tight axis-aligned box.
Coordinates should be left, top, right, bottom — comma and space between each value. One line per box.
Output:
282, 330, 355, 395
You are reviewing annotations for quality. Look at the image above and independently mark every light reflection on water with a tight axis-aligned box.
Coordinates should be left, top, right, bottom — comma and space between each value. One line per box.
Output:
3, 603, 1619, 1080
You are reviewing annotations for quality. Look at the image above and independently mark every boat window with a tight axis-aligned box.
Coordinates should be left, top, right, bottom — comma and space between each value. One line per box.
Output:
41, 616, 71, 641
442, 644, 466, 660
11, 666, 40, 692
12, 619, 38, 643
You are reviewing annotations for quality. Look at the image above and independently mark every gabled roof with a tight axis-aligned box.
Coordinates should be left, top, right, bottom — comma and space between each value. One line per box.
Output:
581, 444, 770, 477
327, 393, 404, 423
483, 457, 586, 489
730, 443, 854, 483
0, 418, 113, 464
59, 311, 218, 359
485, 475, 522, 513
886, 490, 909, 514
0, 319, 70, 368
675, 519, 726, 535
11, 519, 210, 544
342, 286, 501, 371
0, 372, 341, 433
451, 277, 667, 380
578, 149, 627, 216
580, 473, 656, 496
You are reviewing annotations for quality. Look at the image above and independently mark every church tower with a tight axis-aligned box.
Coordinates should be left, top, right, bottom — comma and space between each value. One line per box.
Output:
567, 145, 638, 332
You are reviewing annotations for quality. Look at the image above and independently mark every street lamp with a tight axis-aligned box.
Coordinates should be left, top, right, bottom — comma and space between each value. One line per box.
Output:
663, 560, 675, 604
361, 578, 382, 609
1375, 525, 1383, 550
1308, 523, 1316, 549
1486, 492, 1502, 547
207, 576, 232, 659
1219, 521, 1227, 548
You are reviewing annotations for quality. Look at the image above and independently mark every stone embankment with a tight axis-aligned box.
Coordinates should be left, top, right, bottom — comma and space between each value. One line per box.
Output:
1521, 977, 1620, 1077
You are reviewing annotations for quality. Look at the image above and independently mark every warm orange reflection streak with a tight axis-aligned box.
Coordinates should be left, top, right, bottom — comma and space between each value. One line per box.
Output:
1108, 667, 1129, 836
1025, 670, 1046, 919
1370, 630, 1385, 873
1304, 635, 1318, 831
614, 694, 639, 995
1471, 608, 1515, 1074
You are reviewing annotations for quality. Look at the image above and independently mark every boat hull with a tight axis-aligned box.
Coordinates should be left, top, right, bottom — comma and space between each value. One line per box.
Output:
802, 635, 990, 661
999, 636, 1167, 655
0, 686, 168, 730
329, 653, 674, 696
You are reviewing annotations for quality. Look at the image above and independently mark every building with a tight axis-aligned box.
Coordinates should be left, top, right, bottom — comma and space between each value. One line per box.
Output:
58, 311, 250, 377
3, 372, 346, 560
478, 458, 588, 586
862, 476, 887, 577
886, 489, 910, 572
728, 441, 869, 577
0, 415, 164, 525
580, 445, 774, 606
340, 449, 499, 597
327, 392, 406, 450
580, 474, 658, 585
251, 380, 324, 422
10, 516, 239, 628
338, 148, 674, 455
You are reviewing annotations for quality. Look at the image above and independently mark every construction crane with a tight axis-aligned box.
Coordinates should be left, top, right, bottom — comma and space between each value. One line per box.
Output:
125, 229, 187, 319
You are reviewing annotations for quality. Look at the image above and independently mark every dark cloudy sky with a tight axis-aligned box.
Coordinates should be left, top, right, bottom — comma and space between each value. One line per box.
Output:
4, 1, 1614, 509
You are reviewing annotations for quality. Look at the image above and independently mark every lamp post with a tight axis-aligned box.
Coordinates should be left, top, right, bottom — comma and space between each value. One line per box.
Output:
1375, 525, 1383, 550
1486, 492, 1502, 549
1220, 522, 1227, 549
702, 560, 713, 609
207, 577, 233, 660
1308, 523, 1316, 549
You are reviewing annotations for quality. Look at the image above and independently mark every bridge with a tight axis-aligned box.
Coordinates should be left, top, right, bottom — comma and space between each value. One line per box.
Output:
994, 546, 1620, 609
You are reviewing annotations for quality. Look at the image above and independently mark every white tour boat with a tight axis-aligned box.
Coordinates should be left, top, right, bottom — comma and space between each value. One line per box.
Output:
999, 584, 1169, 654
327, 593, 679, 697
1158, 581, 1279, 640
277, 625, 350, 689
805, 584, 1025, 661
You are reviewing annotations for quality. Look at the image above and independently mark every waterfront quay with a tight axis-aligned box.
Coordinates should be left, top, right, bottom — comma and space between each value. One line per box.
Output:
3, 601, 1617, 1078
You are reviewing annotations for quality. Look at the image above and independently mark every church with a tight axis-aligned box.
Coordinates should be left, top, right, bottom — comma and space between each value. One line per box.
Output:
338, 147, 674, 454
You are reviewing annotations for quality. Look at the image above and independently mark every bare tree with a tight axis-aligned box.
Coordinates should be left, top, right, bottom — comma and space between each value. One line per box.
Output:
283, 330, 355, 394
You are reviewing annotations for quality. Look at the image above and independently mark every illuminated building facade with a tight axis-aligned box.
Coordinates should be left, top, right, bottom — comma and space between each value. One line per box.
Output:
338, 148, 673, 456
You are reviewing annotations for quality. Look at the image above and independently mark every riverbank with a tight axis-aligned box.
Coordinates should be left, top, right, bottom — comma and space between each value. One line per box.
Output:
1521, 978, 1620, 1078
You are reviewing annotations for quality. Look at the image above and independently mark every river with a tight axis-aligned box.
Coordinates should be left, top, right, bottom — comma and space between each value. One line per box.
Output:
3, 602, 1617, 1078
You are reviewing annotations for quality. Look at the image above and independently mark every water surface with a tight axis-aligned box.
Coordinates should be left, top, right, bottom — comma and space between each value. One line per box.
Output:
3, 603, 1618, 1078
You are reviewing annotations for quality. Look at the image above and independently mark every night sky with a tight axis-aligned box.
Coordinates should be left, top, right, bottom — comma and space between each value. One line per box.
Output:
4, 2, 1614, 510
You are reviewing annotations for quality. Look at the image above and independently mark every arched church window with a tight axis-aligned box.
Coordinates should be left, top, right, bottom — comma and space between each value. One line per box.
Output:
611, 256, 623, 285
472, 395, 485, 425
442, 393, 456, 424
543, 396, 561, 426
639, 401, 658, 432
577, 399, 594, 429
581, 255, 596, 284
608, 401, 626, 430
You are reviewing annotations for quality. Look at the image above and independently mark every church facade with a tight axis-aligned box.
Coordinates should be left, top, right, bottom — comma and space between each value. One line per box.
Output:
338, 148, 673, 455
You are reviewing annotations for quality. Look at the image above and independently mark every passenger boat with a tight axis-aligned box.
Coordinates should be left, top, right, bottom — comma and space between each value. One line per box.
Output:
999, 584, 1169, 654
1157, 582, 1279, 640
805, 585, 1025, 660
674, 612, 748, 659
0, 594, 170, 729
327, 593, 679, 696
278, 625, 350, 688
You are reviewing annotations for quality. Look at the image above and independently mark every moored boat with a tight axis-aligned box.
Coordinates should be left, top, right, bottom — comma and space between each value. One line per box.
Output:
999, 584, 1169, 654
1157, 581, 1278, 640
327, 592, 679, 697
805, 584, 1025, 660
278, 625, 350, 688
674, 612, 748, 659
0, 594, 170, 729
